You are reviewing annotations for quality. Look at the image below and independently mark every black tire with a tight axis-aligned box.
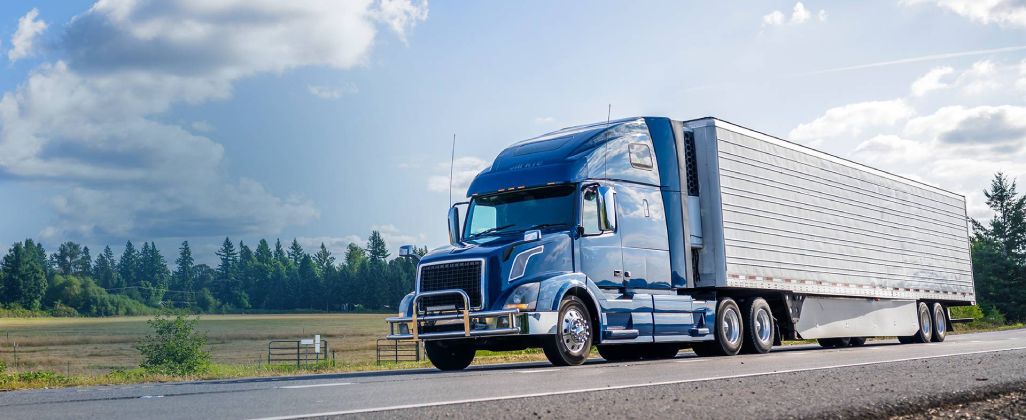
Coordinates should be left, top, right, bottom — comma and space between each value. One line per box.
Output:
424, 340, 475, 371
694, 298, 744, 356
740, 297, 774, 354
543, 296, 593, 366
913, 301, 933, 343
931, 303, 947, 343
849, 337, 867, 347
597, 345, 641, 362
897, 336, 915, 344
641, 343, 680, 360
817, 337, 851, 348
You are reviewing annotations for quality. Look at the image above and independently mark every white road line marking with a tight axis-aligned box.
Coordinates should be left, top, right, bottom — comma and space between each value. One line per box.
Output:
277, 382, 353, 389
139, 395, 164, 399
516, 369, 557, 374
249, 345, 1026, 420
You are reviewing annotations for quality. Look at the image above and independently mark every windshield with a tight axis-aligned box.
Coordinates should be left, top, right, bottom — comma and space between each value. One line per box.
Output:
463, 185, 576, 240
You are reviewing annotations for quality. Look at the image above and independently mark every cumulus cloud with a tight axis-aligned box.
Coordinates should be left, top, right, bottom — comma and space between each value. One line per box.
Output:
307, 83, 359, 99
910, 66, 954, 96
793, 60, 1026, 220
296, 234, 363, 258
8, 8, 47, 62
901, 0, 1026, 27
788, 99, 915, 146
0, 0, 429, 241
762, 2, 827, 27
427, 156, 490, 197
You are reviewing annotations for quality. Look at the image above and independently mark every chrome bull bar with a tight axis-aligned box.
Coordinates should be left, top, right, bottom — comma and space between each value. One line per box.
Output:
385, 289, 520, 341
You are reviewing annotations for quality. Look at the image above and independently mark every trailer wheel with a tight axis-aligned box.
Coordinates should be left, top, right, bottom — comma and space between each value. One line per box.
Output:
424, 340, 476, 371
597, 345, 641, 362
693, 298, 744, 356
740, 297, 774, 354
849, 337, 867, 347
913, 301, 933, 343
543, 296, 593, 366
931, 303, 947, 343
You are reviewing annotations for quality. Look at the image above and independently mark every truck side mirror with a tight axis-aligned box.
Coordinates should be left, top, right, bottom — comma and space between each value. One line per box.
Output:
448, 206, 462, 246
398, 245, 420, 262
599, 185, 617, 231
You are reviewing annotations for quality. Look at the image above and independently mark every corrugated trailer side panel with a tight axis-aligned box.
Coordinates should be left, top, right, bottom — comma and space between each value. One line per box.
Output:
687, 118, 975, 303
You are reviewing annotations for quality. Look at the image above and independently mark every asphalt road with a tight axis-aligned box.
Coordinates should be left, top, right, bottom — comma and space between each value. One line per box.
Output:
3, 329, 1026, 419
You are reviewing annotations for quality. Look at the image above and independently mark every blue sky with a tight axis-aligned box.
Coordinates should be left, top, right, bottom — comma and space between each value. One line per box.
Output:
1, 1, 1024, 263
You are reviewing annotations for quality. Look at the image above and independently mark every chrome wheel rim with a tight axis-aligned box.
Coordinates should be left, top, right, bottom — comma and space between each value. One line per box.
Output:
723, 308, 741, 345
755, 308, 772, 344
935, 306, 946, 334
920, 305, 931, 336
561, 307, 590, 354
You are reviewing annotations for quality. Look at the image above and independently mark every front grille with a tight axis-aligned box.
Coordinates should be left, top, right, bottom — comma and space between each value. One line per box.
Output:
419, 260, 483, 309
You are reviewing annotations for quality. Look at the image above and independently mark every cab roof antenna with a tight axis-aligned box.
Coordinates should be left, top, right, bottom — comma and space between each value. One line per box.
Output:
448, 133, 456, 207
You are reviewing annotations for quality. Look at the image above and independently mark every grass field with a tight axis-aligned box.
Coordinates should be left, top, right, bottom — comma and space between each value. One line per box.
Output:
0, 314, 408, 376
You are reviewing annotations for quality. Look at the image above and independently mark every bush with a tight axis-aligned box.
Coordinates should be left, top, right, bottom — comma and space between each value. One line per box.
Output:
0, 360, 6, 373
135, 314, 211, 375
50, 302, 79, 317
949, 305, 984, 320
983, 305, 1007, 325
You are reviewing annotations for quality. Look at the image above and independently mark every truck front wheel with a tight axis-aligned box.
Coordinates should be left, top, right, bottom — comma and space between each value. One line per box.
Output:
424, 340, 475, 371
543, 296, 593, 366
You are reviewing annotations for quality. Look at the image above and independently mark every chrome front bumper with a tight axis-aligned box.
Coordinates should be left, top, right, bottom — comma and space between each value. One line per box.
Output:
384, 289, 557, 341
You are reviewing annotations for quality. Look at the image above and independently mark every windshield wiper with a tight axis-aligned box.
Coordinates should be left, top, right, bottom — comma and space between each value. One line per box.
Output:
521, 222, 571, 231
467, 224, 517, 239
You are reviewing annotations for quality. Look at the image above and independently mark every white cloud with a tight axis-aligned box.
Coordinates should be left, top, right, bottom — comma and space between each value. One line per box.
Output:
910, 66, 954, 96
762, 10, 786, 26
8, 8, 47, 62
190, 120, 214, 132
371, 224, 428, 248
0, 0, 429, 241
296, 235, 363, 258
307, 83, 359, 100
427, 156, 490, 197
371, 0, 429, 43
901, 0, 1026, 27
793, 59, 1026, 220
788, 99, 915, 146
791, 2, 812, 24
762, 2, 826, 27
534, 116, 556, 123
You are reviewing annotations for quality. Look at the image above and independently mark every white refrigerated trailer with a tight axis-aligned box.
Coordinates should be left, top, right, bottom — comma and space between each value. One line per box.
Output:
686, 117, 975, 343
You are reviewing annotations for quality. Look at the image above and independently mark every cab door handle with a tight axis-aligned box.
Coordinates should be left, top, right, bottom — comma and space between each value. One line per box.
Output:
613, 270, 622, 277
623, 271, 632, 278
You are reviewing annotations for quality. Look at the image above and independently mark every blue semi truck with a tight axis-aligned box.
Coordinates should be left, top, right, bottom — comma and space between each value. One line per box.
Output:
386, 117, 976, 370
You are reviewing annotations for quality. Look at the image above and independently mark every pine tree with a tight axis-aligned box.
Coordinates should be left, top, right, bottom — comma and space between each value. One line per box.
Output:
365, 231, 390, 262
0, 239, 48, 310
76, 246, 92, 277
94, 246, 120, 289
273, 239, 289, 266
118, 241, 140, 295
972, 172, 1026, 321
314, 243, 335, 273
216, 237, 247, 308
287, 239, 305, 266
344, 243, 367, 270
51, 241, 83, 276
255, 239, 273, 265
174, 241, 195, 293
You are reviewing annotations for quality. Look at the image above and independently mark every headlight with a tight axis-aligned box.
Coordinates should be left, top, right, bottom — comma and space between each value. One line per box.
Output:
503, 282, 540, 311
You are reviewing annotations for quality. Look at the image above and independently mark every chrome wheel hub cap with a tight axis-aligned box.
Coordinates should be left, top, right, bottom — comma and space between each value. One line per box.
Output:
723, 309, 741, 345
920, 307, 931, 335
562, 307, 590, 354
755, 309, 772, 343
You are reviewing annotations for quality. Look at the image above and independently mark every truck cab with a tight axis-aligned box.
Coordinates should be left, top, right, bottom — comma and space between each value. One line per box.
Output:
387, 117, 718, 369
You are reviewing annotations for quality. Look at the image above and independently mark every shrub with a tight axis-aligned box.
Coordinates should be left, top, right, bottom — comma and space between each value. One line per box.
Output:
0, 360, 6, 373
135, 314, 211, 375
50, 302, 79, 317
983, 305, 1007, 325
949, 305, 984, 320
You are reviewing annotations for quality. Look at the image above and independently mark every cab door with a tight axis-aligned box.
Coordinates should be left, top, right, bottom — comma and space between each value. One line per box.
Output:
577, 183, 652, 343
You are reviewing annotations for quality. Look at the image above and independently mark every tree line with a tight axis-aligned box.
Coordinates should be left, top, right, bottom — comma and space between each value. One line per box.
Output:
2, 172, 1025, 320
0, 230, 426, 316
